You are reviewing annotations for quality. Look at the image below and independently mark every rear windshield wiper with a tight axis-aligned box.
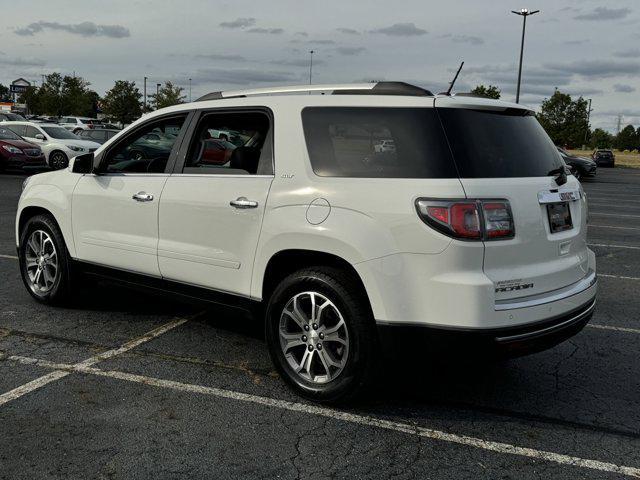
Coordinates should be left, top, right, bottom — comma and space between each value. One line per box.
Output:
547, 166, 567, 186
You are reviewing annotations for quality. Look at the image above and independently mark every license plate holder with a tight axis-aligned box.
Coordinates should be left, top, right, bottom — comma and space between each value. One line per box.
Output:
547, 202, 573, 233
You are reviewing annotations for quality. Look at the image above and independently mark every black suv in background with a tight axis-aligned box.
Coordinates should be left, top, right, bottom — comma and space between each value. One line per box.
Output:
592, 149, 615, 168
557, 147, 597, 180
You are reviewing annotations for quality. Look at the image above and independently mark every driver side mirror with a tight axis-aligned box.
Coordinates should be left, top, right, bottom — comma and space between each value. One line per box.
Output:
71, 152, 94, 174
35, 134, 45, 140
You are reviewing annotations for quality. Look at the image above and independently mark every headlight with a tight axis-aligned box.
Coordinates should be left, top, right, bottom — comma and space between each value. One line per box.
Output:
2, 144, 23, 154
66, 145, 85, 152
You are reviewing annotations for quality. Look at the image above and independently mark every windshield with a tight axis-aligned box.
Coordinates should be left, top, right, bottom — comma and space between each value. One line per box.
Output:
0, 127, 22, 141
438, 108, 563, 178
42, 126, 79, 140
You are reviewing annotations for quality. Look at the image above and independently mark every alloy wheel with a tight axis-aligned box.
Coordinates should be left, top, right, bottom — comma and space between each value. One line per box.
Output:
24, 230, 58, 294
279, 291, 349, 384
50, 153, 67, 170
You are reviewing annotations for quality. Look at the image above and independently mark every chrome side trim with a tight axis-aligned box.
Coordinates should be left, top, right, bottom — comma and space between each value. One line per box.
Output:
495, 300, 596, 343
495, 269, 597, 311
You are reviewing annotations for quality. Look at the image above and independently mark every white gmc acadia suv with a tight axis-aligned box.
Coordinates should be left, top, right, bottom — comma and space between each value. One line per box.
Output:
16, 82, 597, 403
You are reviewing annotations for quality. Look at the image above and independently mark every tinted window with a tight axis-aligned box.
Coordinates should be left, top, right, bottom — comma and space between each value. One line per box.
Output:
103, 115, 186, 173
0, 126, 21, 140
25, 126, 40, 138
438, 108, 563, 178
302, 107, 457, 178
183, 111, 271, 175
42, 127, 78, 139
7, 124, 26, 136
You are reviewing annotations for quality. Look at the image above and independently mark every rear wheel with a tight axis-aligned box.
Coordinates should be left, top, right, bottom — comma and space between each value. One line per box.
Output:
19, 214, 73, 305
265, 267, 378, 403
49, 151, 68, 170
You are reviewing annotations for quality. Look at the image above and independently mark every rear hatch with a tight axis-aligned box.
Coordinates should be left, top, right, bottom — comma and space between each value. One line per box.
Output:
435, 97, 591, 301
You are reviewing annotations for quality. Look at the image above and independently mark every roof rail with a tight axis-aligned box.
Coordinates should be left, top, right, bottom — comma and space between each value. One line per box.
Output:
196, 81, 433, 101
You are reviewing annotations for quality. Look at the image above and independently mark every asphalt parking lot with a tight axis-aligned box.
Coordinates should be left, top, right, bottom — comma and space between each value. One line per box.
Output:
0, 169, 639, 479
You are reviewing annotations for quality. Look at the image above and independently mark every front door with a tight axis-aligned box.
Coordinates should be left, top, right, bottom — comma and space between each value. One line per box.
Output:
72, 114, 189, 276
158, 110, 274, 296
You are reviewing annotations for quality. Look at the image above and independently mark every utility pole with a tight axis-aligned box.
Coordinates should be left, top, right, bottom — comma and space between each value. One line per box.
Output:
143, 76, 147, 111
156, 83, 161, 109
511, 8, 540, 104
583, 98, 592, 147
616, 114, 622, 135
309, 50, 315, 85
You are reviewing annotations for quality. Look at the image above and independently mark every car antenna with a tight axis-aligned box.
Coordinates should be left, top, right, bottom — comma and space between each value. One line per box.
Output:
441, 61, 464, 96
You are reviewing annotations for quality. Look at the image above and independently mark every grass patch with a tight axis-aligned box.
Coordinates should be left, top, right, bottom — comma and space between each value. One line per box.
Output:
567, 149, 640, 169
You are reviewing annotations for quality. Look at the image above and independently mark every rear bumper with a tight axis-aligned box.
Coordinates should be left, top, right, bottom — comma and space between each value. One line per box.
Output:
377, 297, 596, 358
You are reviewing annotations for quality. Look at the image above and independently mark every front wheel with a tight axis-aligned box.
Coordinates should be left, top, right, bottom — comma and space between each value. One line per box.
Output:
49, 151, 68, 170
265, 267, 378, 404
19, 214, 73, 305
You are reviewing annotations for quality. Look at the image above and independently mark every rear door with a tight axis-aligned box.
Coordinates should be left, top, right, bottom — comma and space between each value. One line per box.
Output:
158, 109, 274, 296
436, 100, 590, 301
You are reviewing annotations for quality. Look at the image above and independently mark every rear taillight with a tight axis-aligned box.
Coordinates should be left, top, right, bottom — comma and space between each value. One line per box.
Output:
416, 199, 514, 241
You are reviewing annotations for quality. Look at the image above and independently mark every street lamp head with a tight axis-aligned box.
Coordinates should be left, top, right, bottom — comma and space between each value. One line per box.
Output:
511, 8, 540, 16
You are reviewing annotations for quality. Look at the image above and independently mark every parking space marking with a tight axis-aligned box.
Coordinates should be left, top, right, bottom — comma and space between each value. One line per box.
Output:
589, 324, 640, 335
4, 354, 640, 478
0, 254, 18, 260
599, 273, 640, 281
588, 224, 640, 231
0, 315, 194, 407
589, 212, 640, 218
588, 243, 640, 250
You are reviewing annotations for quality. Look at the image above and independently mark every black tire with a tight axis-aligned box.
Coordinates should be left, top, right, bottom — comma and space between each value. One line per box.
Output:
265, 266, 378, 404
49, 151, 68, 170
19, 214, 73, 305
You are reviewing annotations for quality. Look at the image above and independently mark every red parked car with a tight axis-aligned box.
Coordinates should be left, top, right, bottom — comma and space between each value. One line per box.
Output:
0, 126, 47, 172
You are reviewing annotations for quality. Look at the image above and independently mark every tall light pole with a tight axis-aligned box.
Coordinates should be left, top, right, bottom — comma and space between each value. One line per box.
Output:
309, 50, 315, 85
511, 8, 539, 104
143, 76, 148, 110
584, 98, 592, 147
189, 78, 192, 102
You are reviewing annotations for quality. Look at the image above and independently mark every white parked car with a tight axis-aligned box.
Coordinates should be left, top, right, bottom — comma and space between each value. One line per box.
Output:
58, 116, 101, 134
15, 82, 597, 402
374, 139, 396, 153
3, 122, 101, 170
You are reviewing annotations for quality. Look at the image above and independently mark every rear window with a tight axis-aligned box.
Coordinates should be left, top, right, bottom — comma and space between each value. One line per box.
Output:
302, 107, 457, 178
438, 108, 563, 178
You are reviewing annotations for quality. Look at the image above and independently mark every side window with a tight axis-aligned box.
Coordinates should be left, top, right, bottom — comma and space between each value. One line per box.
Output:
8, 124, 26, 136
25, 126, 40, 138
102, 115, 187, 173
183, 111, 272, 175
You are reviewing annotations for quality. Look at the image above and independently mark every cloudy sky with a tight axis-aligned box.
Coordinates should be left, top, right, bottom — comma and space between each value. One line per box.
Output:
1, 0, 638, 132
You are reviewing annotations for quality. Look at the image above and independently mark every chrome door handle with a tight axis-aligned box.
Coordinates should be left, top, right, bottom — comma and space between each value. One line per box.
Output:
132, 192, 154, 202
230, 197, 258, 209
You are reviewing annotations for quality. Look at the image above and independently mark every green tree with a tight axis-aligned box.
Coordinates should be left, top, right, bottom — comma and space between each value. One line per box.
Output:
470, 84, 501, 99
149, 81, 186, 110
18, 86, 41, 114
537, 90, 589, 147
38, 73, 64, 116
102, 80, 142, 126
0, 83, 10, 102
589, 128, 613, 149
615, 125, 639, 151
61, 76, 96, 117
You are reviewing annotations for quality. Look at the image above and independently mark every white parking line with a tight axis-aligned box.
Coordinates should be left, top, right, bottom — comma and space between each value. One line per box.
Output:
588, 224, 640, 231
0, 316, 191, 407
599, 273, 640, 281
4, 355, 640, 478
588, 243, 640, 250
589, 212, 640, 218
0, 254, 18, 260
588, 324, 640, 335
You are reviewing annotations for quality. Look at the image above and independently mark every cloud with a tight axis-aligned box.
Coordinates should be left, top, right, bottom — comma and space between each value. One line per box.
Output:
574, 7, 632, 21
306, 39, 336, 45
15, 21, 129, 38
295, 31, 308, 37
219, 18, 255, 29
613, 48, 640, 58
194, 53, 246, 61
442, 34, 484, 45
370, 23, 427, 36
336, 28, 360, 35
613, 84, 636, 93
270, 58, 325, 67
563, 39, 589, 45
544, 60, 640, 79
247, 27, 284, 34
189, 68, 300, 85
335, 46, 366, 55
0, 56, 46, 67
